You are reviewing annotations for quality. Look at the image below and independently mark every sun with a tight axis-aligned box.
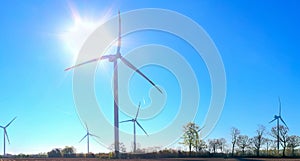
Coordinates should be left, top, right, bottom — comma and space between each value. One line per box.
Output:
60, 2, 113, 64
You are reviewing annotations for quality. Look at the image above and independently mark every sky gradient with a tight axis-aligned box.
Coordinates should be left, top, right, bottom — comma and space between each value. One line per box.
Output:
0, 0, 299, 154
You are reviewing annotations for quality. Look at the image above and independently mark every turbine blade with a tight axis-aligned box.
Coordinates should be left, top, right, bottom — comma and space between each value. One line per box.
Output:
92, 136, 103, 145
119, 119, 133, 123
136, 121, 148, 136
64, 55, 111, 71
6, 116, 17, 128
135, 102, 141, 120
85, 122, 89, 132
79, 134, 88, 143
278, 97, 282, 116
197, 126, 205, 132
120, 56, 162, 94
117, 10, 121, 54
90, 134, 101, 139
280, 117, 288, 128
269, 118, 277, 123
5, 130, 10, 144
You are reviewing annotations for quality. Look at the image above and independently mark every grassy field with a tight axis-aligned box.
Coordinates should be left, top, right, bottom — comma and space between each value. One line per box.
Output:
1, 158, 300, 161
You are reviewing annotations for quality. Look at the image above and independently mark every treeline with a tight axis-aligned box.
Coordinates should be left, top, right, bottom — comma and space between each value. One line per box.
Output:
181, 122, 300, 157
19, 122, 300, 159
4, 122, 300, 159
46, 146, 111, 158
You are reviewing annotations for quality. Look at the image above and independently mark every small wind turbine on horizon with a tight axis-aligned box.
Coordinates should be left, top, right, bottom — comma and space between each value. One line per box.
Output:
269, 97, 288, 155
79, 123, 100, 154
120, 102, 148, 153
65, 11, 162, 157
0, 117, 17, 156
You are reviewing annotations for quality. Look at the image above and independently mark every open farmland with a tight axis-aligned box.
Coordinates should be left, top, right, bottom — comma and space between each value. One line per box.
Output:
2, 158, 300, 161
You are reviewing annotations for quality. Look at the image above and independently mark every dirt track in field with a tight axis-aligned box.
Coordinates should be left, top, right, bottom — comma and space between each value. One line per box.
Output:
1, 158, 300, 161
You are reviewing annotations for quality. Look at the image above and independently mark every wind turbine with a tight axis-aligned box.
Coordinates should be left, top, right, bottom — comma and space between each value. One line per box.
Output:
65, 11, 162, 157
0, 117, 17, 156
120, 102, 148, 153
79, 123, 100, 154
269, 97, 288, 154
195, 126, 205, 152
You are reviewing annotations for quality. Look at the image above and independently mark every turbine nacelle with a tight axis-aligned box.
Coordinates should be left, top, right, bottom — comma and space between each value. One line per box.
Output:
108, 53, 121, 62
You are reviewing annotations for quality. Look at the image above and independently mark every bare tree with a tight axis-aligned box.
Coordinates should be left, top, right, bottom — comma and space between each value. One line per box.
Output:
219, 138, 227, 152
208, 139, 220, 154
197, 140, 207, 152
271, 125, 289, 157
265, 138, 272, 156
181, 122, 199, 155
208, 138, 226, 154
287, 135, 300, 156
237, 135, 250, 156
109, 142, 126, 153
251, 125, 266, 156
269, 139, 278, 156
231, 127, 240, 156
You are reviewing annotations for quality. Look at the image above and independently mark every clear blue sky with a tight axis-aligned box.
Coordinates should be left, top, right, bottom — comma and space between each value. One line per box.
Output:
0, 0, 299, 154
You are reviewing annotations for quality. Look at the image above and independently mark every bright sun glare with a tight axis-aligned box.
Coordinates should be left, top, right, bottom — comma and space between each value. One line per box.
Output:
60, 2, 113, 64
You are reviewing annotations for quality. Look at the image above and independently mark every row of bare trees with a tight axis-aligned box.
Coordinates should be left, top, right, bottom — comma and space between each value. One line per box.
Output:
231, 126, 266, 156
182, 122, 300, 157
231, 125, 300, 157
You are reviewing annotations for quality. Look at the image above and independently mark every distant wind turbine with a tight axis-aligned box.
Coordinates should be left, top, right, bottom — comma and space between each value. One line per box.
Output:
79, 123, 100, 154
0, 117, 17, 156
269, 97, 288, 154
120, 102, 148, 153
65, 11, 162, 157
195, 126, 205, 152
